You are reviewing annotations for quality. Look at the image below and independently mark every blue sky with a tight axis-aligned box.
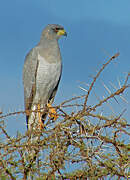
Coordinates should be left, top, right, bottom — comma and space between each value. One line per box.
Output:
0, 0, 130, 134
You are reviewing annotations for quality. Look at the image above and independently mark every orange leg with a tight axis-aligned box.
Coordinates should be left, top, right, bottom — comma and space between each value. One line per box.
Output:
47, 103, 58, 121
37, 104, 44, 129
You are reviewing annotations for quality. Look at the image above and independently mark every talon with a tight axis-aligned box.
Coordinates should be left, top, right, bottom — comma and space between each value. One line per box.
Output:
47, 103, 58, 121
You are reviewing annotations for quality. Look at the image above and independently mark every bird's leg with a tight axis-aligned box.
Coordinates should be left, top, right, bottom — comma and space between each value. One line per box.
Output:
47, 103, 58, 121
37, 104, 44, 129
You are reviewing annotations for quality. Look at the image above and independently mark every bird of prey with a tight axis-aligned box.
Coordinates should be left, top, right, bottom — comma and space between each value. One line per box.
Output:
23, 24, 67, 130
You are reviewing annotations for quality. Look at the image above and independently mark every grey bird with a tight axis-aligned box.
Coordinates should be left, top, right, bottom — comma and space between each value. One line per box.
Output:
23, 24, 67, 130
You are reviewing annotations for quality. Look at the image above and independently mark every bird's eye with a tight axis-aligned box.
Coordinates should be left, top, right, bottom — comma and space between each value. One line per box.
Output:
56, 27, 61, 30
55, 27, 60, 32
53, 27, 62, 32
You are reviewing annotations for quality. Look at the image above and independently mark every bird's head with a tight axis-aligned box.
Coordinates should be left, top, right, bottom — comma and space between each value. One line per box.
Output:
41, 24, 67, 40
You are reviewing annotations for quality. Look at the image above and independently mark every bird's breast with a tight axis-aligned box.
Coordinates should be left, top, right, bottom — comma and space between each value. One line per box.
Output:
35, 54, 62, 103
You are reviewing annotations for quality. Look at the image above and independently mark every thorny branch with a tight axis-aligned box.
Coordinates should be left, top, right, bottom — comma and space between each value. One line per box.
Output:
83, 52, 120, 110
0, 53, 129, 179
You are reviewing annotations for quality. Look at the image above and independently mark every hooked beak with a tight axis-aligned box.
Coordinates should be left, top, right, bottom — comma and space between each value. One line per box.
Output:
57, 29, 67, 37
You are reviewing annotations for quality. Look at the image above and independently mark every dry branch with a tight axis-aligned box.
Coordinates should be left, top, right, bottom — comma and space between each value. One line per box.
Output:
0, 53, 129, 179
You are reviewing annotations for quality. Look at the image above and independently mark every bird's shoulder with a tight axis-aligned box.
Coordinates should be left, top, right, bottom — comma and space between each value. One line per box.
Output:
24, 47, 38, 64
23, 47, 39, 84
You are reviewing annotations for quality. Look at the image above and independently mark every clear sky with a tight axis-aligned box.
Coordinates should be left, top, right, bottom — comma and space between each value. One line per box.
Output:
0, 0, 130, 134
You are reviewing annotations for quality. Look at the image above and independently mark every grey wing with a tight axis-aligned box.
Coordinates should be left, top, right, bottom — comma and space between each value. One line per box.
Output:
23, 47, 39, 112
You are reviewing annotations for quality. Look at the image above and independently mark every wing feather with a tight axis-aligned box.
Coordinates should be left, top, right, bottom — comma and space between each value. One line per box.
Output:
23, 47, 38, 127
